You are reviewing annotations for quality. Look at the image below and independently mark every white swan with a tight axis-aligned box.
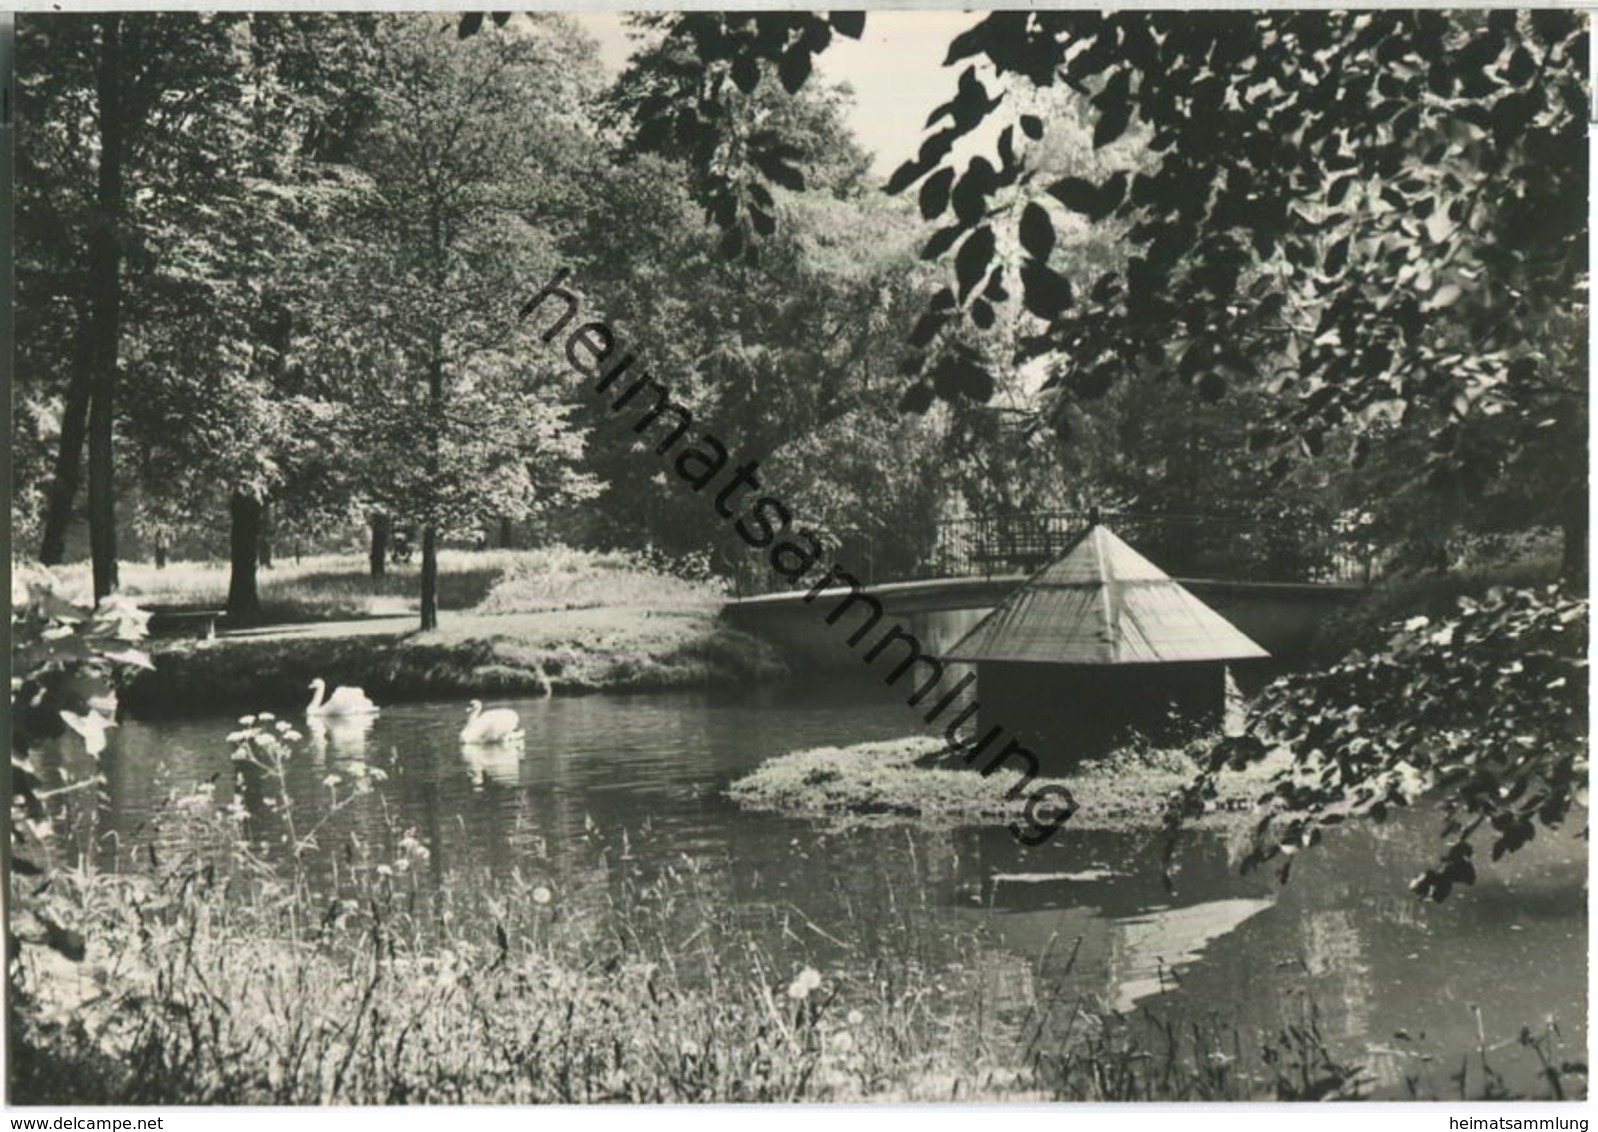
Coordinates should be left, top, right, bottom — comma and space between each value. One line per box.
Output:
460, 700, 523, 744
306, 677, 379, 717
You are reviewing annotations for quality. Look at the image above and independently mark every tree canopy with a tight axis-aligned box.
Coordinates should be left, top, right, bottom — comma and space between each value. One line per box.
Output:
621, 10, 1588, 576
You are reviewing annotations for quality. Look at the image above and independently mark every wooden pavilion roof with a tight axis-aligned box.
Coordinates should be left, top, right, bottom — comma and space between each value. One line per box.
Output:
942, 524, 1270, 665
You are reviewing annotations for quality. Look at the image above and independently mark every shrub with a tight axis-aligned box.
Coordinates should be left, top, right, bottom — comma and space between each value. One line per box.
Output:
1169, 585, 1588, 899
11, 583, 153, 964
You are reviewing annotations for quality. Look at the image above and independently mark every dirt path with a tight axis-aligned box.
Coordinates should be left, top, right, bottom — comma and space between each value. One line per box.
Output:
218, 615, 418, 641
215, 601, 729, 644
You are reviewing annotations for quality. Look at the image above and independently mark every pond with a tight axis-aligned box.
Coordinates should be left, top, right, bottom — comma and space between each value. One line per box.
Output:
68, 679, 1587, 1099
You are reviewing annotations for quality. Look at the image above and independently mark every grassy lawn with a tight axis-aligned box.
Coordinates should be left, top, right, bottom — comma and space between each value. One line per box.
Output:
13, 546, 727, 623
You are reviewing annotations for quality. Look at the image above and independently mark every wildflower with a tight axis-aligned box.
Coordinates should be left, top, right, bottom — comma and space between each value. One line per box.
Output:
532, 885, 554, 905
226, 731, 247, 744
282, 729, 302, 742
829, 1030, 855, 1054
399, 831, 430, 862
846, 1009, 864, 1027
238, 715, 256, 727
258, 712, 275, 722
60, 709, 115, 756
787, 966, 823, 1001
680, 1038, 701, 1058
323, 774, 343, 788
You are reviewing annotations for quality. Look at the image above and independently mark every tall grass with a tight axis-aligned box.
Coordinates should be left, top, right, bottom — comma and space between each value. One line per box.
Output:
19, 836, 1577, 1104
11, 747, 1019, 1103
10, 723, 1583, 1104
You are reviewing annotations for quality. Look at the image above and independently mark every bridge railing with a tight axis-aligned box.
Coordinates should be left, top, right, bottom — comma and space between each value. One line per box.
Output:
931, 511, 1374, 585
726, 510, 1374, 596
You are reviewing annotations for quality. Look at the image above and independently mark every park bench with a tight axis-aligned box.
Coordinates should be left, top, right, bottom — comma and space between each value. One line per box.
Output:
146, 607, 225, 639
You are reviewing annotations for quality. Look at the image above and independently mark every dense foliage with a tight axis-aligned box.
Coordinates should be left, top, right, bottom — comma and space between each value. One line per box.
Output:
608, 11, 864, 260
316, 16, 603, 628
622, 10, 1588, 575
1167, 585, 1588, 899
15, 13, 993, 619
10, 585, 151, 966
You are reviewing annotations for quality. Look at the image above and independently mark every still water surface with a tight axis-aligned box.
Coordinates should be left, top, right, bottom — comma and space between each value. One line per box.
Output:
82, 680, 1586, 1098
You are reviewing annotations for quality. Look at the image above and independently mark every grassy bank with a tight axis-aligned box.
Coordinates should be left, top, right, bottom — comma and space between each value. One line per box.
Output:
125, 606, 787, 714
19, 546, 788, 712
728, 737, 1285, 835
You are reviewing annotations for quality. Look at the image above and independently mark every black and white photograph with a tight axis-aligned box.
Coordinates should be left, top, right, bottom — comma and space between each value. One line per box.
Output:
6, 3, 1590, 1115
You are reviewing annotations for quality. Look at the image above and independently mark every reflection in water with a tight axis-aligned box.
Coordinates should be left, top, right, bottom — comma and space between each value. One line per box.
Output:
1301, 909, 1374, 1039
77, 680, 1588, 1099
461, 739, 525, 789
306, 713, 376, 762
1111, 898, 1275, 1011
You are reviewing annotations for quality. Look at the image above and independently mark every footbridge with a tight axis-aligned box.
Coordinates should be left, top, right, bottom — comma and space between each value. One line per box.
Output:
721, 573, 1362, 672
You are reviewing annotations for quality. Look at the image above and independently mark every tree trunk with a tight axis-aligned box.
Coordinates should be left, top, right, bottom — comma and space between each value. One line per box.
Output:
498, 515, 514, 549
369, 513, 390, 581
154, 537, 168, 570
419, 354, 442, 630
38, 320, 94, 565
420, 525, 439, 631
419, 202, 446, 632
258, 502, 274, 568
1561, 484, 1587, 586
227, 492, 263, 625
86, 14, 125, 602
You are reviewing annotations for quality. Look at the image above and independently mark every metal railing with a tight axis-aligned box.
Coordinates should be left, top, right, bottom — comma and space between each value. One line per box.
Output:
930, 511, 1374, 585
726, 510, 1375, 596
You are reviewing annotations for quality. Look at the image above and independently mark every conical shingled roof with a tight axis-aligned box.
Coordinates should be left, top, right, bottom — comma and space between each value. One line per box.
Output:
942, 525, 1270, 665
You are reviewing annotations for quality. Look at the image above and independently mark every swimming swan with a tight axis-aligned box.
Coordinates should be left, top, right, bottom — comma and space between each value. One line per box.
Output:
306, 677, 380, 717
461, 700, 523, 744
